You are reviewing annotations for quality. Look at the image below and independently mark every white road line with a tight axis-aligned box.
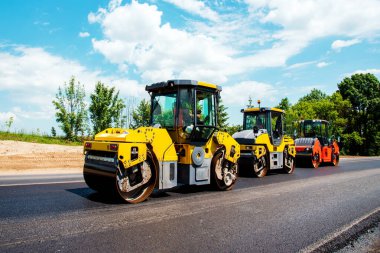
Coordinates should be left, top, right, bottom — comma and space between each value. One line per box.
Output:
299, 206, 380, 253
0, 180, 84, 187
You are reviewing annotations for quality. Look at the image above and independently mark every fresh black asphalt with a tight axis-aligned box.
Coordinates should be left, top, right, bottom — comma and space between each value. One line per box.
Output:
0, 158, 379, 252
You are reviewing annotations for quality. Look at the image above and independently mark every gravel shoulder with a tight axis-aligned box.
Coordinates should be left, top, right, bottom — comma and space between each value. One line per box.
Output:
0, 141, 83, 175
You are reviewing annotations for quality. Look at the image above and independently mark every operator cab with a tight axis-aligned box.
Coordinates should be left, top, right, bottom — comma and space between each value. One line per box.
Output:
297, 120, 329, 146
242, 107, 284, 145
146, 80, 220, 144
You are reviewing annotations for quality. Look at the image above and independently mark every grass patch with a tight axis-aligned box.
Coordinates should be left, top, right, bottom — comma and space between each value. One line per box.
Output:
0, 131, 83, 146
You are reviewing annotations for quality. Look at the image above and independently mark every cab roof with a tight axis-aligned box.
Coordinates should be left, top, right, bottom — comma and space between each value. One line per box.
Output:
241, 107, 284, 113
145, 80, 221, 92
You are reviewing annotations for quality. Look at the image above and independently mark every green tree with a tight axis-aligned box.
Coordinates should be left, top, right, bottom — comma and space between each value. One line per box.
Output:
276, 97, 291, 111
291, 100, 317, 120
289, 89, 352, 149
217, 99, 229, 129
276, 98, 295, 135
52, 77, 88, 141
124, 97, 137, 128
341, 131, 364, 155
328, 92, 352, 138
5, 116, 14, 132
51, 127, 57, 137
299, 88, 327, 102
89, 82, 126, 134
131, 99, 150, 128
225, 125, 242, 136
338, 73, 380, 155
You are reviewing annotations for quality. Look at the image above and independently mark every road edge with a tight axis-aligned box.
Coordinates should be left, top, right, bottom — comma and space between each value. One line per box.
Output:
300, 207, 380, 253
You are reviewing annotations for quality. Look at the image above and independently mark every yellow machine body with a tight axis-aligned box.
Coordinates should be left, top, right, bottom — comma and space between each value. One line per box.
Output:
232, 107, 296, 177
84, 126, 239, 190
83, 80, 240, 203
239, 134, 296, 159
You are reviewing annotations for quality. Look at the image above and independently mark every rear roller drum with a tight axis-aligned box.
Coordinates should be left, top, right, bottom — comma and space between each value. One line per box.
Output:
311, 153, 320, 168
115, 151, 157, 204
211, 150, 237, 191
331, 153, 339, 166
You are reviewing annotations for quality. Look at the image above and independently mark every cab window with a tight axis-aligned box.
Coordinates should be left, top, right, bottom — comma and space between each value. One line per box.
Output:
178, 88, 195, 128
152, 92, 177, 128
244, 113, 267, 130
196, 90, 216, 127
271, 111, 283, 139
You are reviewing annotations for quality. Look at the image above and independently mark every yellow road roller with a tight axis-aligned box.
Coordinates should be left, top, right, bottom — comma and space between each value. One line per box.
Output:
83, 80, 240, 203
232, 106, 295, 177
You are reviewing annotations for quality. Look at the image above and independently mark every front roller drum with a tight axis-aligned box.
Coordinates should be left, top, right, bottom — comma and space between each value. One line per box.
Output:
211, 150, 238, 191
115, 151, 157, 204
283, 147, 295, 174
84, 172, 115, 194
284, 157, 295, 174
310, 152, 320, 169
253, 156, 268, 178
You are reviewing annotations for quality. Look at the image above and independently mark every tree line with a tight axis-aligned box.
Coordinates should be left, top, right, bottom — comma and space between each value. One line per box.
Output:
53, 73, 379, 156
274, 73, 379, 156
52, 76, 148, 141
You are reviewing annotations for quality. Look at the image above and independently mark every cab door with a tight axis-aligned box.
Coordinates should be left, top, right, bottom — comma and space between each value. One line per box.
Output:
270, 111, 283, 146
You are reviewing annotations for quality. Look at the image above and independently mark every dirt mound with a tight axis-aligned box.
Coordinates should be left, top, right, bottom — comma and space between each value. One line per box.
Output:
0, 141, 83, 174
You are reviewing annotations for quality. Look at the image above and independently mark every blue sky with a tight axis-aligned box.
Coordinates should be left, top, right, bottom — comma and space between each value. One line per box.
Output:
1, 0, 380, 134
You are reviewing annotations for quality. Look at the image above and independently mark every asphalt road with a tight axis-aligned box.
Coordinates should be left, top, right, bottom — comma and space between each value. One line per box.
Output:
0, 157, 379, 252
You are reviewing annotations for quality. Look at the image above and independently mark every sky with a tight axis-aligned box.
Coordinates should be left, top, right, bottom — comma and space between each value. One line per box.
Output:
1, 0, 380, 134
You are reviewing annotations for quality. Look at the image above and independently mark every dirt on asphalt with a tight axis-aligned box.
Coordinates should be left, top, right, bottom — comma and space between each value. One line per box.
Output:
0, 141, 83, 175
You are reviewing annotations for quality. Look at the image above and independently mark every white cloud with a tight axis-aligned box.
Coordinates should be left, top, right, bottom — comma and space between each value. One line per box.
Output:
246, 0, 380, 39
347, 68, 380, 77
163, 0, 220, 22
317, 62, 330, 68
90, 1, 235, 83
88, 0, 380, 86
244, 0, 380, 64
0, 45, 147, 123
235, 38, 308, 72
88, 1, 312, 83
33, 21, 50, 26
222, 81, 277, 107
12, 107, 52, 120
331, 39, 361, 51
79, 32, 90, 38
0, 46, 99, 94
0, 112, 17, 123
108, 0, 122, 11
0, 45, 145, 95
287, 61, 316, 70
